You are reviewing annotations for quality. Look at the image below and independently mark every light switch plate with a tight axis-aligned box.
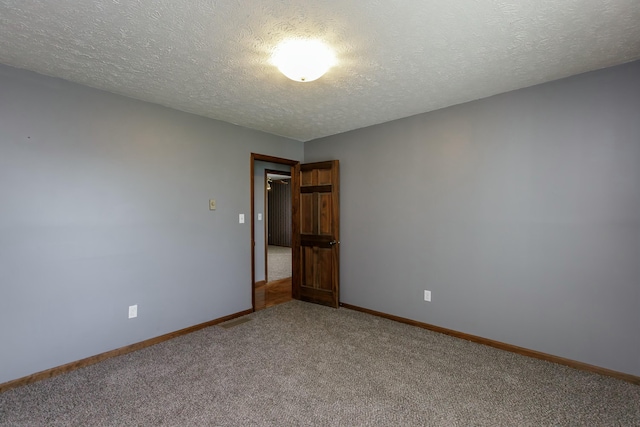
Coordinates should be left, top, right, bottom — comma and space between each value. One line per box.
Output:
424, 290, 431, 302
258, 213, 262, 221
128, 304, 138, 318
209, 199, 216, 210
239, 214, 245, 224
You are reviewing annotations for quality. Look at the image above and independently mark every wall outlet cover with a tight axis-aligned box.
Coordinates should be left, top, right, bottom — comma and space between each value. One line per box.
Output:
128, 304, 138, 318
209, 199, 216, 210
424, 290, 431, 302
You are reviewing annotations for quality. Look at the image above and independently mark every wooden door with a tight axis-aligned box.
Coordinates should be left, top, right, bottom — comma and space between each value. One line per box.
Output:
293, 160, 340, 308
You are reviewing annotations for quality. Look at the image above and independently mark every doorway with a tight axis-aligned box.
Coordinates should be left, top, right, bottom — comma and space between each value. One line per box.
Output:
251, 154, 341, 311
251, 154, 298, 311
265, 169, 292, 283
258, 169, 292, 310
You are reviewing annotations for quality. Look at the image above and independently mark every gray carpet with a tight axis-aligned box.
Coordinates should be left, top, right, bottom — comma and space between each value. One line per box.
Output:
267, 245, 291, 282
1, 301, 639, 426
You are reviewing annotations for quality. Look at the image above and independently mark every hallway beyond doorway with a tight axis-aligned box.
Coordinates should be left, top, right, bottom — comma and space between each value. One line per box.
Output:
267, 245, 291, 283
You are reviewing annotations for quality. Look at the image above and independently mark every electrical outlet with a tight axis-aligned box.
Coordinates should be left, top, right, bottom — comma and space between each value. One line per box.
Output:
128, 304, 138, 318
424, 290, 431, 302
209, 199, 216, 210
239, 214, 245, 224
258, 213, 262, 221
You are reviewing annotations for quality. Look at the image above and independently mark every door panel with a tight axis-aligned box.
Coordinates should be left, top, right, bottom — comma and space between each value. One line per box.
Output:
301, 169, 313, 186
293, 160, 340, 308
319, 193, 332, 235
300, 193, 314, 234
318, 168, 332, 185
301, 246, 333, 291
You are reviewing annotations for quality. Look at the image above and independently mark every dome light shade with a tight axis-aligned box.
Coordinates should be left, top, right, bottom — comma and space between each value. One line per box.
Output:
271, 39, 335, 82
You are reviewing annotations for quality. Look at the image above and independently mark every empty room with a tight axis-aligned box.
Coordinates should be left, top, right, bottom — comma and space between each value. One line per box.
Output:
1, 1, 639, 425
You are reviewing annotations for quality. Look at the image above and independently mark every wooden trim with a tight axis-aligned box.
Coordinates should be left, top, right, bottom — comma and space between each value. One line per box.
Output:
291, 163, 301, 300
339, 303, 640, 386
0, 309, 253, 394
264, 169, 270, 282
331, 161, 340, 308
254, 280, 266, 289
265, 276, 292, 287
250, 154, 255, 311
252, 154, 299, 167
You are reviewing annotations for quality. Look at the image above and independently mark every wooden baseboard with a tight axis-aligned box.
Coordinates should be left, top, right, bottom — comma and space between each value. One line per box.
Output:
254, 280, 266, 289
266, 277, 292, 286
0, 308, 253, 394
340, 303, 640, 386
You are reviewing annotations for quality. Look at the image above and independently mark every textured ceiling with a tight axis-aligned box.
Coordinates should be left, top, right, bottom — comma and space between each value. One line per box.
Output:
1, 1, 639, 141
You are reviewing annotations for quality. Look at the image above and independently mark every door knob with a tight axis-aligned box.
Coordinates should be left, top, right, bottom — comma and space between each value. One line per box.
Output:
329, 240, 340, 246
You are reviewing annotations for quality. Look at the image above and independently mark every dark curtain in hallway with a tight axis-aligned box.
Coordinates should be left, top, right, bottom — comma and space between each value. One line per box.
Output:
268, 179, 291, 246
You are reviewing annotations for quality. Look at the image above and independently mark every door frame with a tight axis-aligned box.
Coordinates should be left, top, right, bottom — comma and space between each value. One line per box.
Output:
250, 153, 300, 312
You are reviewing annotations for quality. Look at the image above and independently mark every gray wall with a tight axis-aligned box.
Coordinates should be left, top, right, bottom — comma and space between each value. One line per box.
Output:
0, 64, 303, 384
305, 60, 640, 376
2, 59, 638, 385
253, 161, 291, 283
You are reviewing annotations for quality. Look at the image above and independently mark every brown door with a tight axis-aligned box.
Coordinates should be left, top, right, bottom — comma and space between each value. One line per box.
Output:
293, 160, 340, 308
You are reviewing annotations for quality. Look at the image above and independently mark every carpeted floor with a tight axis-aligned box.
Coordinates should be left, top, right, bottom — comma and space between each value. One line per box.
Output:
1, 301, 639, 426
267, 245, 291, 282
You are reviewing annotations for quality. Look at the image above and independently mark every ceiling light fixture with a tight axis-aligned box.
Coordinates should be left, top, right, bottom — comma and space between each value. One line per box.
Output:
271, 39, 335, 83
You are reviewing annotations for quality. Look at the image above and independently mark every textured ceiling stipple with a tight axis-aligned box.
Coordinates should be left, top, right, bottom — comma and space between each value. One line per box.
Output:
1, 1, 639, 141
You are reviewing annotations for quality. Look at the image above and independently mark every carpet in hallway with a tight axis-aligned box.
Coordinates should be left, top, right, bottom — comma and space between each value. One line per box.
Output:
267, 245, 291, 282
